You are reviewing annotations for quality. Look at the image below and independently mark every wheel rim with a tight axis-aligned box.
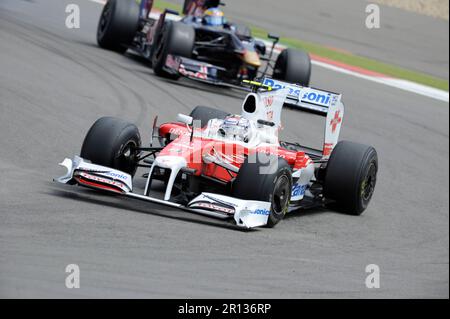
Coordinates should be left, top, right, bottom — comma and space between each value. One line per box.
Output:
361, 162, 377, 202
272, 175, 290, 215
116, 141, 139, 174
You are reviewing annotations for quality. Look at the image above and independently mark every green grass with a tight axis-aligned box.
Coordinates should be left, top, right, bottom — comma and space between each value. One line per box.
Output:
153, 0, 449, 91
153, 0, 181, 12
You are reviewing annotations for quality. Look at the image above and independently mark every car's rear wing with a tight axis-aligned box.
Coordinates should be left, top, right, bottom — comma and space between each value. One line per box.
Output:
260, 78, 345, 159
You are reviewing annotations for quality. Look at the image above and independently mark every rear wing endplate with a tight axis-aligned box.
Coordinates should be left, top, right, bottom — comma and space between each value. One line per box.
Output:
261, 78, 345, 159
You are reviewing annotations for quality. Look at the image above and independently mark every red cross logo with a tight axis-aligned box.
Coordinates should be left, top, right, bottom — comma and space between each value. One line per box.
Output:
330, 111, 342, 134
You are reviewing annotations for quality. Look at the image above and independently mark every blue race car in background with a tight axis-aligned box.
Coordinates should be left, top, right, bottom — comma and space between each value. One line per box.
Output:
97, 0, 312, 88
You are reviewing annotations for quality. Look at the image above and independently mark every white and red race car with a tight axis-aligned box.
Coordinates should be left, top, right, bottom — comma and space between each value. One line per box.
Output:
55, 79, 378, 229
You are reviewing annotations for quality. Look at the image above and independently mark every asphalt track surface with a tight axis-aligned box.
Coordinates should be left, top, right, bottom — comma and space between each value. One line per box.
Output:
168, 0, 450, 80
0, 0, 448, 298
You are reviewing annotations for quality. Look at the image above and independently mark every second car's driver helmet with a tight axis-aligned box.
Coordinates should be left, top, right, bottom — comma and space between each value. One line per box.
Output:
203, 7, 225, 27
218, 116, 250, 143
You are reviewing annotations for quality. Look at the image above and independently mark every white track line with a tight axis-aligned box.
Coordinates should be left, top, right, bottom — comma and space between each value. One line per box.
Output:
88, 0, 106, 4
311, 60, 449, 103
88, 0, 449, 103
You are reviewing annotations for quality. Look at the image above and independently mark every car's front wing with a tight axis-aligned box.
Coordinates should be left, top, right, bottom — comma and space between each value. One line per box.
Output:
164, 54, 249, 89
54, 156, 271, 229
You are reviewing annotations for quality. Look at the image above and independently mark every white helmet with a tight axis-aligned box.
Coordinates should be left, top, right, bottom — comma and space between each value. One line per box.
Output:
218, 116, 250, 142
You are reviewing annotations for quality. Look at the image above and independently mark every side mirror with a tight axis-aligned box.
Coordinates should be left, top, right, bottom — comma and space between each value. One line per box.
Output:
254, 40, 267, 56
177, 114, 194, 126
150, 116, 159, 147
268, 34, 280, 43
164, 9, 179, 16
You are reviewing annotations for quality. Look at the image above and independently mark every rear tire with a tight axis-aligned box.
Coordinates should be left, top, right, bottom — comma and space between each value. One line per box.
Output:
273, 48, 311, 87
233, 155, 293, 228
323, 141, 378, 215
152, 21, 195, 79
97, 0, 140, 53
81, 117, 142, 176
189, 106, 230, 128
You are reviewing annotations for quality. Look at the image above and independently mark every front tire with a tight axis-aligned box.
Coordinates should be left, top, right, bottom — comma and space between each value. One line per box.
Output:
81, 117, 142, 176
273, 48, 311, 87
97, 0, 140, 53
233, 154, 293, 228
152, 21, 195, 79
323, 141, 378, 215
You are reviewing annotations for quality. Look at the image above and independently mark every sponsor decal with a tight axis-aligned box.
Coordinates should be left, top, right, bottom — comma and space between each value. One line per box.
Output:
331, 94, 339, 107
330, 110, 342, 134
292, 184, 307, 197
169, 127, 187, 136
105, 172, 128, 180
263, 78, 301, 97
263, 78, 334, 108
263, 96, 274, 107
266, 111, 274, 121
76, 172, 127, 191
301, 91, 332, 108
203, 194, 238, 208
191, 202, 235, 215
252, 209, 271, 216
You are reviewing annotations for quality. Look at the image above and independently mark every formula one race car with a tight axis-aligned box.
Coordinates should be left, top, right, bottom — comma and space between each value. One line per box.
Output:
55, 79, 378, 229
97, 0, 311, 88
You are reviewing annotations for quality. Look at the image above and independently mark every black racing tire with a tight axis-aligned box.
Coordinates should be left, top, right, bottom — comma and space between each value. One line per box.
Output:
273, 48, 311, 87
323, 141, 378, 215
97, 0, 140, 53
152, 21, 195, 79
81, 117, 142, 177
189, 106, 230, 128
233, 154, 293, 228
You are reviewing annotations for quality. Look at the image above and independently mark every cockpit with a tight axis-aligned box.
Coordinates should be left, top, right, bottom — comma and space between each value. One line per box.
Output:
202, 115, 279, 146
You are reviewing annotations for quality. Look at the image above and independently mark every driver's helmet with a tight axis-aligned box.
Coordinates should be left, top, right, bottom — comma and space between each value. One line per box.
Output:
203, 7, 225, 27
218, 116, 250, 142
